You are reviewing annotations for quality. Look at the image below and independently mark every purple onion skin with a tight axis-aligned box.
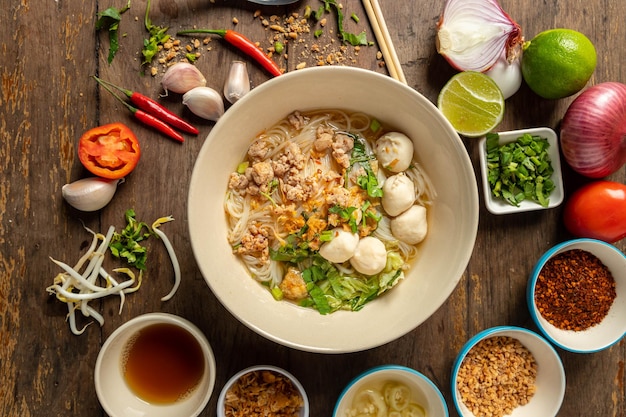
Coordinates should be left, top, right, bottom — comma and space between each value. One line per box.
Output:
560, 82, 626, 178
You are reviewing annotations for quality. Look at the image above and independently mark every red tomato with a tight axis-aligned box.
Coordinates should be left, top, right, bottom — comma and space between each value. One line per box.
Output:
78, 123, 141, 179
563, 181, 626, 243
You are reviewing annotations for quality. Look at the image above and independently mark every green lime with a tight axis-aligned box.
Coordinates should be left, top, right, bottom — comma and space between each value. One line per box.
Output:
437, 71, 505, 138
521, 29, 597, 99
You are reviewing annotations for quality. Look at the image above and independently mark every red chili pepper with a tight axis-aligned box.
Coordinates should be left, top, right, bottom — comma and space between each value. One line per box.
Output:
94, 76, 199, 135
95, 76, 184, 143
177, 29, 283, 77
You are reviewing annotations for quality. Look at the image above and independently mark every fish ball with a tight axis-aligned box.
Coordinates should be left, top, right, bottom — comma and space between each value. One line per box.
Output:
382, 173, 416, 216
350, 236, 387, 275
318, 228, 360, 263
374, 132, 414, 172
390, 205, 428, 244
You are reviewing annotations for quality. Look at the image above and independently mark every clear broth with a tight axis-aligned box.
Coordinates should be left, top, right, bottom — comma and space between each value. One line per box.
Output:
122, 323, 206, 404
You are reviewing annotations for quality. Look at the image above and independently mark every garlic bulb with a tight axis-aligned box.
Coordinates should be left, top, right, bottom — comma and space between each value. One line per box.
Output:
161, 62, 207, 94
182, 86, 225, 121
224, 61, 251, 104
62, 177, 123, 212
436, 0, 523, 72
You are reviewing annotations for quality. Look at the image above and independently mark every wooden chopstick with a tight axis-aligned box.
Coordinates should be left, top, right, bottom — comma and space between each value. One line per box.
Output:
362, 0, 407, 84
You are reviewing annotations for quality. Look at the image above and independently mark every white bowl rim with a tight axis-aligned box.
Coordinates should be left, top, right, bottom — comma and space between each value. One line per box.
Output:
450, 325, 565, 417
527, 238, 626, 353
332, 364, 449, 417
94, 312, 216, 417
216, 364, 310, 417
478, 127, 564, 215
188, 66, 479, 353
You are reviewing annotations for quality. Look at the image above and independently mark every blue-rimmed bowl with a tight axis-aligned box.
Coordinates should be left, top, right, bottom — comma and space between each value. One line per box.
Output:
333, 365, 448, 417
528, 238, 626, 353
451, 326, 565, 417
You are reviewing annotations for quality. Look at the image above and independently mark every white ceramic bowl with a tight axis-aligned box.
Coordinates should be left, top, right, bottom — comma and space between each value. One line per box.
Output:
527, 238, 626, 353
188, 66, 479, 353
94, 313, 216, 417
216, 365, 309, 417
451, 326, 565, 417
333, 365, 448, 417
478, 127, 564, 215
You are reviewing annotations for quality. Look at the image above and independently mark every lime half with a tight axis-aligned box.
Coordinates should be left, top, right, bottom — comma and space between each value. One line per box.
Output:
437, 71, 505, 137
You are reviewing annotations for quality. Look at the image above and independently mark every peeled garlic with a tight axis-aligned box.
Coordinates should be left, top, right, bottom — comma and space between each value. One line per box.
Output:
161, 62, 207, 95
182, 86, 225, 121
62, 177, 123, 212
224, 61, 251, 104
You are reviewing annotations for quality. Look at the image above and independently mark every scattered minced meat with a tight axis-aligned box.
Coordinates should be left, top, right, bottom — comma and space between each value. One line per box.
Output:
224, 370, 305, 417
456, 336, 537, 417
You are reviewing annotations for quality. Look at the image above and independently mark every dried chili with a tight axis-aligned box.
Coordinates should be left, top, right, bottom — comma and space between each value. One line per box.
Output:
94, 76, 199, 135
177, 29, 283, 77
535, 249, 616, 331
95, 76, 184, 143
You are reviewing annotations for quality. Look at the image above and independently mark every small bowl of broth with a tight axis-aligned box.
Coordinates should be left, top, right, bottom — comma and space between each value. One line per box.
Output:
95, 313, 216, 417
333, 365, 448, 417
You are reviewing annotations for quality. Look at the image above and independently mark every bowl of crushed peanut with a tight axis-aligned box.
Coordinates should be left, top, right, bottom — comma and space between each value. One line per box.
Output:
451, 326, 565, 417
528, 238, 626, 353
216, 365, 309, 417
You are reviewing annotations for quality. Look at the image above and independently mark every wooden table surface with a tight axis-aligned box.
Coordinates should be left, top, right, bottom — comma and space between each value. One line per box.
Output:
2, 0, 625, 416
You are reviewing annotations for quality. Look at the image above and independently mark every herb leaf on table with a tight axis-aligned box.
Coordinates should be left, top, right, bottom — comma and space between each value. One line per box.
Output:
95, 0, 131, 64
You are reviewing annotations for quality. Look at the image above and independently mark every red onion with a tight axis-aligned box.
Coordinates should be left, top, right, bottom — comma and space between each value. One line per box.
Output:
436, 0, 523, 72
560, 82, 626, 178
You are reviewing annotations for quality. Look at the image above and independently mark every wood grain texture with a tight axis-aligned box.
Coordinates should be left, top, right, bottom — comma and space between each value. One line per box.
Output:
1, 0, 624, 416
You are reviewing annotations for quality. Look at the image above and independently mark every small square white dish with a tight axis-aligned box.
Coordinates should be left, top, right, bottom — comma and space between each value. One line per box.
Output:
479, 127, 564, 215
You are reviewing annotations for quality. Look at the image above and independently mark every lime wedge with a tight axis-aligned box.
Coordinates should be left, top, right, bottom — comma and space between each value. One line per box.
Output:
437, 71, 505, 137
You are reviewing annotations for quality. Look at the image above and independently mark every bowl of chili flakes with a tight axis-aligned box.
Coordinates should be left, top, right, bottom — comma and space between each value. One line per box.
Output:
527, 238, 626, 353
217, 365, 309, 417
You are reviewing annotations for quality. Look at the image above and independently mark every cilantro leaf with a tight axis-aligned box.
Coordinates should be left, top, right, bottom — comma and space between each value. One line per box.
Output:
321, 0, 369, 46
109, 209, 153, 270
96, 0, 131, 64
142, 0, 170, 65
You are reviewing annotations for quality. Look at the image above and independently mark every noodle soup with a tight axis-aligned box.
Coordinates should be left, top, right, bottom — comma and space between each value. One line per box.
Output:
225, 110, 435, 314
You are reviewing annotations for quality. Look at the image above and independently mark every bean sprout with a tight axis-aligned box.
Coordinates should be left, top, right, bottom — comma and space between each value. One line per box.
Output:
48, 215, 180, 335
151, 216, 180, 301
46, 225, 141, 335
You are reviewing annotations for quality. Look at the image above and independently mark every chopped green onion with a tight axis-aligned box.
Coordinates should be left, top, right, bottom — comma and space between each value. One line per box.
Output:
370, 118, 382, 133
485, 132, 555, 207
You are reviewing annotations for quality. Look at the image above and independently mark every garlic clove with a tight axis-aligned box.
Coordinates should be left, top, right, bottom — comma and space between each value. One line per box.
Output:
182, 86, 225, 121
485, 51, 522, 99
224, 61, 251, 104
436, 0, 523, 72
161, 62, 207, 95
62, 177, 122, 212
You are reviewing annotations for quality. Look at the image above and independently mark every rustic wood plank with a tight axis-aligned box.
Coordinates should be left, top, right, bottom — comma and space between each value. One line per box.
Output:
1, 0, 624, 416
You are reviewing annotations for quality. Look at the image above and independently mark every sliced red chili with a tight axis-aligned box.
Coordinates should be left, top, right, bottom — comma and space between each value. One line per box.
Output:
177, 29, 283, 77
78, 123, 141, 179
